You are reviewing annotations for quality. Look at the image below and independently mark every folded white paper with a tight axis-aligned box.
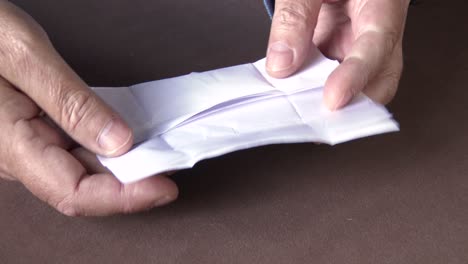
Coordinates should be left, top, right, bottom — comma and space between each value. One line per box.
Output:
92, 49, 399, 183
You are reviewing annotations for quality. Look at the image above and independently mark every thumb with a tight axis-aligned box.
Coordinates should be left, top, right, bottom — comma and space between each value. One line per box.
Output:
0, 2, 132, 157
266, 0, 322, 78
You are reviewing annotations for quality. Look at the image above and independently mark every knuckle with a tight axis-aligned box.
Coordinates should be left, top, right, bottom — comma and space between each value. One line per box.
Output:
0, 3, 49, 45
58, 90, 97, 133
388, 71, 401, 89
122, 203, 136, 215
381, 70, 401, 104
0, 171, 15, 181
394, 48, 404, 73
0, 26, 47, 75
381, 30, 400, 55
55, 194, 79, 217
359, 24, 401, 61
274, 2, 311, 30
118, 184, 134, 214
0, 35, 35, 77
11, 123, 31, 156
10, 119, 37, 159
0, 146, 12, 177
0, 93, 38, 123
7, 119, 44, 179
387, 51, 403, 87
0, 4, 51, 80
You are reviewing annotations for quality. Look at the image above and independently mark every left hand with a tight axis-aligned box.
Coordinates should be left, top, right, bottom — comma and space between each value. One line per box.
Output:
265, 0, 409, 110
0, 1, 178, 216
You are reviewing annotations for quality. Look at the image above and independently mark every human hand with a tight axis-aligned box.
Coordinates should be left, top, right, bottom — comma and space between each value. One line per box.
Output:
265, 0, 409, 109
0, 1, 178, 216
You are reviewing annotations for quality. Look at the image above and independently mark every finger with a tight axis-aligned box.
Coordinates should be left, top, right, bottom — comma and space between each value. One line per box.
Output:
323, 0, 406, 110
0, 78, 177, 216
9, 119, 178, 216
70, 148, 178, 216
29, 118, 71, 149
71, 147, 112, 174
324, 30, 398, 109
266, 0, 322, 78
0, 171, 16, 181
0, 118, 68, 182
0, 2, 132, 157
38, 112, 77, 149
363, 47, 403, 104
68, 173, 178, 216
0, 77, 39, 123
0, 77, 40, 175
0, 77, 68, 160
312, 1, 352, 61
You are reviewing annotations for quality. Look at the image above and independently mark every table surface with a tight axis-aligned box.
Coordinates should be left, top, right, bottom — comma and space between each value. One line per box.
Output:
1, 0, 468, 263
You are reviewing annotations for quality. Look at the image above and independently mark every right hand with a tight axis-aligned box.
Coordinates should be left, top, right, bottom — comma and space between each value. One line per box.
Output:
0, 1, 178, 216
265, 0, 408, 109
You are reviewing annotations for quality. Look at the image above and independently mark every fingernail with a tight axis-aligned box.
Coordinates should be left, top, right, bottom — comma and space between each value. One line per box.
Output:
154, 195, 176, 207
98, 118, 132, 154
266, 42, 294, 72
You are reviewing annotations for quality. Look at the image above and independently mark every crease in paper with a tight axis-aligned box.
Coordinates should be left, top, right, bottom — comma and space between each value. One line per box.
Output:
92, 48, 399, 183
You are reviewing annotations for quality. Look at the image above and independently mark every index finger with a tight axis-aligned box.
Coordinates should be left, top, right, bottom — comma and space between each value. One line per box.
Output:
266, 0, 322, 78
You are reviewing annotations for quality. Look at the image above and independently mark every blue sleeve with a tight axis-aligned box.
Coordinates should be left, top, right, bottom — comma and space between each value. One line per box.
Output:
263, 0, 275, 18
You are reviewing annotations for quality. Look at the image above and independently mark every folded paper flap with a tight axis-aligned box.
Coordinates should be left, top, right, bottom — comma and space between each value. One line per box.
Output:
93, 49, 399, 183
126, 63, 273, 135
91, 86, 151, 143
94, 52, 339, 141
253, 47, 339, 93
98, 87, 399, 183
162, 91, 282, 135
142, 91, 280, 137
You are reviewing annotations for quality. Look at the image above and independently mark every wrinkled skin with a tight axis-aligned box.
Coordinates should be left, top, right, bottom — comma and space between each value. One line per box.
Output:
266, 0, 409, 109
0, 0, 409, 216
0, 1, 178, 216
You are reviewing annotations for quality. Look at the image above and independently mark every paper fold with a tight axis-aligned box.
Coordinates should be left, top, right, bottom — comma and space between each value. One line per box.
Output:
92, 48, 399, 183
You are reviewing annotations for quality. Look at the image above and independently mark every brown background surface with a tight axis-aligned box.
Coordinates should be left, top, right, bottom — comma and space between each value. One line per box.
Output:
1, 0, 467, 263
